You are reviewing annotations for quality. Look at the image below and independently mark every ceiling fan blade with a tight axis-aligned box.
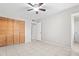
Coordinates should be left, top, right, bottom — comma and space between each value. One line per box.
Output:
39, 8, 46, 11
36, 11, 38, 14
27, 9, 33, 11
38, 3, 43, 7
28, 3, 34, 7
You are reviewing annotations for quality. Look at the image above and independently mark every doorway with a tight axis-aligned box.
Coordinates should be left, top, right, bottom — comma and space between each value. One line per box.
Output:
71, 13, 79, 53
31, 20, 41, 41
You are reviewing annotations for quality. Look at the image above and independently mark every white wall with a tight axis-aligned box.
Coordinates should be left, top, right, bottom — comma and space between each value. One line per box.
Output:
74, 17, 79, 43
42, 5, 79, 48
74, 17, 79, 32
0, 3, 31, 43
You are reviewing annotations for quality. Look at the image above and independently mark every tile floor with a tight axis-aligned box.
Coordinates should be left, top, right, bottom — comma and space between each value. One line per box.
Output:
0, 40, 79, 56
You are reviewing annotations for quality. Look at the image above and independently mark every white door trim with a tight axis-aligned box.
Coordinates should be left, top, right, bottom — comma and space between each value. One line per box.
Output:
71, 12, 79, 48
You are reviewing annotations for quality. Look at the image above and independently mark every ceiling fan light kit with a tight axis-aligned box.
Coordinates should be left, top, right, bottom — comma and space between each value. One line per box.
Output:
33, 7, 39, 11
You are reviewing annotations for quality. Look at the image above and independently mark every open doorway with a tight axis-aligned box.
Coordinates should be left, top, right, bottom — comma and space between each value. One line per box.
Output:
31, 20, 41, 41
71, 13, 79, 53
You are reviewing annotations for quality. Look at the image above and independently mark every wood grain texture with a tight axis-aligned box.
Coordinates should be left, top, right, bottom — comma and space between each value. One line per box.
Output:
13, 20, 20, 44
0, 17, 25, 46
19, 21, 25, 44
6, 20, 14, 45
0, 18, 7, 46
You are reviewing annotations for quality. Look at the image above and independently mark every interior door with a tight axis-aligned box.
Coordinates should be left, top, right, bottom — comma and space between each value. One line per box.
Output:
6, 20, 14, 45
19, 21, 25, 44
37, 22, 41, 40
0, 19, 7, 46
31, 22, 41, 40
13, 20, 19, 44
0, 17, 25, 46
31, 23, 37, 40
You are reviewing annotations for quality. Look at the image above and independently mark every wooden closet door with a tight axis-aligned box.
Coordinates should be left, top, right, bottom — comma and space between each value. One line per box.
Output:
13, 20, 19, 44
19, 21, 25, 44
6, 20, 14, 45
0, 19, 7, 46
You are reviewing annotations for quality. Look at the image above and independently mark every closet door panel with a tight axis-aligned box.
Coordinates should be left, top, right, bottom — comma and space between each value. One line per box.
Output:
13, 21, 19, 44
0, 19, 7, 46
0, 17, 25, 46
19, 21, 25, 43
19, 32, 25, 43
7, 20, 14, 45
0, 35, 6, 46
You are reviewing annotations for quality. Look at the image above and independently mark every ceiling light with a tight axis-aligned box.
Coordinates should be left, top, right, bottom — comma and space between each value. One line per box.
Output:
33, 7, 39, 11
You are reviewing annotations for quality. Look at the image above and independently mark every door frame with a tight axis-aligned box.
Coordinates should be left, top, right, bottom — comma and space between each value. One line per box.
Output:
37, 22, 42, 40
31, 20, 42, 41
71, 12, 79, 48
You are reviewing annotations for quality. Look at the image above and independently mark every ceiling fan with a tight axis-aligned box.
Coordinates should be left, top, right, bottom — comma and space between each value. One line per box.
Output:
27, 3, 46, 14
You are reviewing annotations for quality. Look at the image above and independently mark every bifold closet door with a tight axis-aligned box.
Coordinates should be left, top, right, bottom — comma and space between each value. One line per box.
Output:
19, 21, 25, 44
0, 17, 25, 46
13, 20, 19, 44
6, 20, 14, 45
0, 19, 7, 46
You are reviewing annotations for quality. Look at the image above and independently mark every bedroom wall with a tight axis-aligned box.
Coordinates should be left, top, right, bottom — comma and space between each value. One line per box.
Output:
74, 17, 79, 32
0, 3, 31, 43
42, 5, 79, 48
74, 17, 79, 43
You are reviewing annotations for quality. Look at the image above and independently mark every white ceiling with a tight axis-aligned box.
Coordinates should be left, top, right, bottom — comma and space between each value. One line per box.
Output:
25, 3, 79, 20
0, 3, 79, 20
